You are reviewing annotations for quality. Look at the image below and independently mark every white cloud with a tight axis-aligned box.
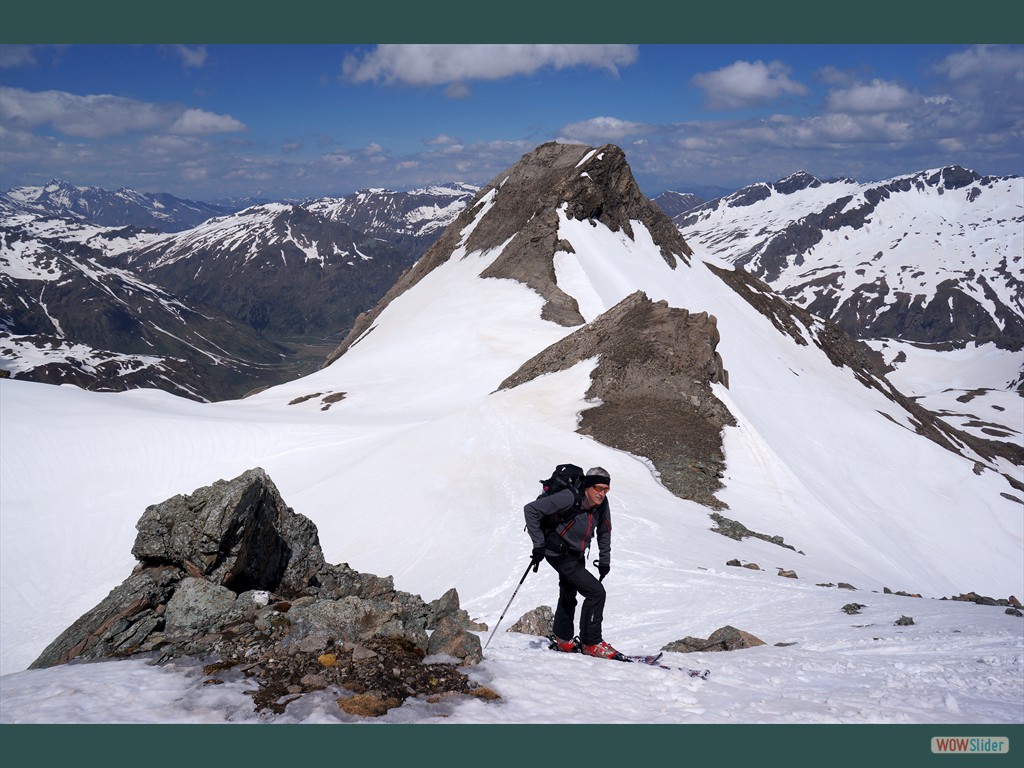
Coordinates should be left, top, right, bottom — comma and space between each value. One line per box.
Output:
1, 87, 167, 139
168, 108, 246, 135
0, 86, 245, 139
826, 79, 918, 114
342, 44, 638, 86
559, 115, 649, 142
937, 44, 1024, 83
691, 60, 807, 110
323, 151, 354, 167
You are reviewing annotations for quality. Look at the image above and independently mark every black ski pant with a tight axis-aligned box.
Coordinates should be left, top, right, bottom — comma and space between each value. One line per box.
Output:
547, 552, 606, 646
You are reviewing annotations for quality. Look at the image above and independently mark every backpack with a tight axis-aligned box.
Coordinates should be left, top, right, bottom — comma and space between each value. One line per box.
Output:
529, 463, 589, 537
538, 463, 584, 504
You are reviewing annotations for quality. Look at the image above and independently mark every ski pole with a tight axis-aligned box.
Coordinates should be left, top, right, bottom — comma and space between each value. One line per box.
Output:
483, 561, 534, 650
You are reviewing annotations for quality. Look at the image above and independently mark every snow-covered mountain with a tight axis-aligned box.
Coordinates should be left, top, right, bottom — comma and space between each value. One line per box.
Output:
675, 168, 1024, 353
651, 190, 707, 218
304, 183, 478, 260
1, 179, 241, 233
119, 202, 416, 340
2, 143, 1021, 734
0, 211, 292, 400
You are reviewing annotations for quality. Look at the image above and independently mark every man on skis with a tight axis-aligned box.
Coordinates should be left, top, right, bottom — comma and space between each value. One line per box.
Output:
524, 466, 617, 658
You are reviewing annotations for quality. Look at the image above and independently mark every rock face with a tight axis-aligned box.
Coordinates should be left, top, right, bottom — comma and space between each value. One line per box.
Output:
30, 468, 490, 716
500, 291, 735, 508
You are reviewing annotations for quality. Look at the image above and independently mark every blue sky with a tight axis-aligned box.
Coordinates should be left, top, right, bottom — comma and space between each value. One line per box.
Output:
1, 43, 1022, 202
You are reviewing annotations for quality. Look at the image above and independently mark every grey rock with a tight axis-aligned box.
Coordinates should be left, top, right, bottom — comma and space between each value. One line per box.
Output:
427, 615, 483, 666
29, 565, 182, 668
132, 467, 309, 594
427, 587, 484, 631
163, 577, 238, 636
662, 625, 766, 653
507, 605, 554, 637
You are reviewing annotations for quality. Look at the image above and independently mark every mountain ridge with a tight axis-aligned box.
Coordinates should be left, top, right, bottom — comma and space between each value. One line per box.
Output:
675, 165, 1024, 352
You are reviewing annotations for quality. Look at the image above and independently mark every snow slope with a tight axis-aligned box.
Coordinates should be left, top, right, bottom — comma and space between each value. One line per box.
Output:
1, 180, 1021, 728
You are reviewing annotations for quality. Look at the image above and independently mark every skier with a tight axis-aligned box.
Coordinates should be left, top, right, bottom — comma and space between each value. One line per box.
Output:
524, 466, 617, 658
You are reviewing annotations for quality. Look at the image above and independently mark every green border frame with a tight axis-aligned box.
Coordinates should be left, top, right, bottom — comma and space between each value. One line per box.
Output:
2, 0, 1022, 43
2, 1, 1020, 764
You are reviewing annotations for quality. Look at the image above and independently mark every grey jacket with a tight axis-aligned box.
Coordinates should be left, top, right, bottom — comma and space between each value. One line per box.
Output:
524, 488, 611, 566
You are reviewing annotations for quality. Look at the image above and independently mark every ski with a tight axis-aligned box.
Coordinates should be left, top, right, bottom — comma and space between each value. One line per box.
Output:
614, 652, 710, 679
547, 638, 709, 679
613, 651, 663, 664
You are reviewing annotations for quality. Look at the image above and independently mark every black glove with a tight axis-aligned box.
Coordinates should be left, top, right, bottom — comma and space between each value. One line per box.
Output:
597, 563, 610, 582
530, 547, 546, 572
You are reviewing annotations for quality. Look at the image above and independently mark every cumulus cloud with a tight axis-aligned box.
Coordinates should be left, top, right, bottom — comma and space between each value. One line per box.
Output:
342, 44, 638, 86
323, 151, 355, 167
691, 60, 808, 110
826, 79, 918, 113
168, 108, 245, 135
1, 87, 170, 138
936, 44, 1024, 83
0, 86, 246, 139
559, 115, 650, 142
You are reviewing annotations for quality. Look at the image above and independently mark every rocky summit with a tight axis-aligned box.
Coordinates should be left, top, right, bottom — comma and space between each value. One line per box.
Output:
29, 467, 496, 717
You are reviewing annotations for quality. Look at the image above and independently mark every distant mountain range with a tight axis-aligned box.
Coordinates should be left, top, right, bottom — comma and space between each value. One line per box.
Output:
2, 165, 1020, 403
0, 179, 246, 233
1, 182, 477, 400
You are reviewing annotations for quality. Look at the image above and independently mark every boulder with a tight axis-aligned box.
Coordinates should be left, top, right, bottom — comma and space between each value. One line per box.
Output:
507, 605, 554, 638
662, 625, 766, 653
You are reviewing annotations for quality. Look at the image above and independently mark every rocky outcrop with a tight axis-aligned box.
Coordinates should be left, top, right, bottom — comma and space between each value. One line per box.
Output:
30, 468, 491, 717
662, 625, 766, 653
499, 290, 735, 508
713, 513, 799, 551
